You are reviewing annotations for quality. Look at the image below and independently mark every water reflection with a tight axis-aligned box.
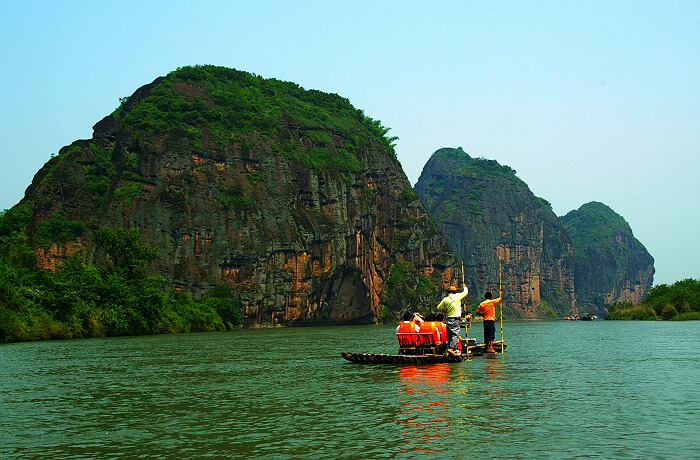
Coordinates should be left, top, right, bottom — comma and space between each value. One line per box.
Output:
485, 356, 503, 379
483, 355, 506, 395
2, 323, 697, 459
393, 354, 517, 457
396, 364, 452, 455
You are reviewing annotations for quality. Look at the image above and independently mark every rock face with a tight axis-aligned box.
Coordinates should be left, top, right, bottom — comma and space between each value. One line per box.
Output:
414, 147, 576, 318
560, 202, 654, 315
20, 66, 457, 326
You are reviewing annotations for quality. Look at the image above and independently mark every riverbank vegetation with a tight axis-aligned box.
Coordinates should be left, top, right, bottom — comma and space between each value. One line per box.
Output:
605, 278, 700, 320
0, 207, 242, 344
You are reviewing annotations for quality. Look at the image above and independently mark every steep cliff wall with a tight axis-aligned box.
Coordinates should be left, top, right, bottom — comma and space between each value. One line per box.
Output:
20, 65, 456, 326
561, 202, 654, 315
414, 147, 575, 318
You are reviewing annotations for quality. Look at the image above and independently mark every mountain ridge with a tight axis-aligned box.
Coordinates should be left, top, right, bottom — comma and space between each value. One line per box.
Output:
414, 147, 654, 316
414, 147, 575, 318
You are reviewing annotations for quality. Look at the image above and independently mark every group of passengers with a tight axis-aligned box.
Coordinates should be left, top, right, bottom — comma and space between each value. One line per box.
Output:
396, 283, 503, 355
395, 311, 467, 354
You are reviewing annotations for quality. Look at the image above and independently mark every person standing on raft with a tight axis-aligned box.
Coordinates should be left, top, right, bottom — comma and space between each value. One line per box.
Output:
436, 284, 468, 355
476, 291, 502, 353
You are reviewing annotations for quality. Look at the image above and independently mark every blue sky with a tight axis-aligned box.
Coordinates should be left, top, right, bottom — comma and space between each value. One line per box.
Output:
1, 1, 698, 285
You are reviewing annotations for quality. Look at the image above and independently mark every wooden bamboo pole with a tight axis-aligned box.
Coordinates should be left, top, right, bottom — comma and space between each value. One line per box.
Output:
462, 260, 468, 361
499, 260, 504, 353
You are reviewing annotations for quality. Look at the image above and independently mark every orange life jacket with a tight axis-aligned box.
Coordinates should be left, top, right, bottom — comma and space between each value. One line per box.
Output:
396, 321, 419, 346
436, 322, 447, 344
419, 321, 441, 346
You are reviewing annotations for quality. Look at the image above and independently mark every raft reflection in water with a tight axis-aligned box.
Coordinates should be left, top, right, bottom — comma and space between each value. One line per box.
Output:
393, 355, 512, 456
396, 364, 453, 455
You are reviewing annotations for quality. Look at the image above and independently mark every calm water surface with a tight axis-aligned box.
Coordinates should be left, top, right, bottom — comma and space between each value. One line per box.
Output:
1, 321, 699, 459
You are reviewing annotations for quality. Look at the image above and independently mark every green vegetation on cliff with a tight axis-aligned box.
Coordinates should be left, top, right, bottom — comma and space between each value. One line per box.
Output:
560, 201, 634, 259
118, 65, 397, 171
34, 211, 84, 248
379, 186, 448, 321
0, 208, 242, 343
84, 143, 118, 209
380, 260, 439, 317
419, 147, 524, 217
605, 278, 700, 320
431, 147, 520, 181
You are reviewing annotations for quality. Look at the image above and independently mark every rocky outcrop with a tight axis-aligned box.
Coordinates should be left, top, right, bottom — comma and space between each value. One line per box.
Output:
414, 147, 576, 318
560, 202, 654, 315
19, 66, 457, 326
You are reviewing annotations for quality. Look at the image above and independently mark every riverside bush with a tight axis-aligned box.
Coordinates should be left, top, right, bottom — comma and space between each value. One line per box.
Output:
0, 224, 244, 344
604, 278, 699, 321
661, 303, 678, 320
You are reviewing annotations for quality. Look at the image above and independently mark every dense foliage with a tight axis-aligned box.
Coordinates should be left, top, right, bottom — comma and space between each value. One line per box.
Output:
0, 208, 243, 344
118, 65, 397, 172
381, 260, 438, 317
561, 202, 634, 259
605, 278, 700, 320
34, 210, 85, 248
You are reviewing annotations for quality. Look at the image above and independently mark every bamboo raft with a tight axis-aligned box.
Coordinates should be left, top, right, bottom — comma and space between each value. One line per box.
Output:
341, 339, 506, 364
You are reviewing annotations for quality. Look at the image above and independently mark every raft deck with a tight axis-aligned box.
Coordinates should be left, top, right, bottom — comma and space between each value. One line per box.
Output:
341, 341, 506, 364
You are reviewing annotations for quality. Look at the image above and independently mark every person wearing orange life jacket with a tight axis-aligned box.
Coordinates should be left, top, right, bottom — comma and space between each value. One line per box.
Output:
412, 312, 425, 330
436, 284, 468, 355
396, 311, 419, 347
435, 313, 448, 352
476, 291, 502, 353
418, 313, 441, 347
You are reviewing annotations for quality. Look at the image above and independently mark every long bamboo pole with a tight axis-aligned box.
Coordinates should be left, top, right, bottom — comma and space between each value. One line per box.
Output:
462, 260, 468, 361
499, 260, 504, 354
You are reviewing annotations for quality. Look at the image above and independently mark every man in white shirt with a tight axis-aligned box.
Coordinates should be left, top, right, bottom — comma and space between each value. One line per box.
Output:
436, 284, 468, 355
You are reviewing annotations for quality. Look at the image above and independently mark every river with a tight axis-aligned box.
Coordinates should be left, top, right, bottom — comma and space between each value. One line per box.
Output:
1, 320, 698, 459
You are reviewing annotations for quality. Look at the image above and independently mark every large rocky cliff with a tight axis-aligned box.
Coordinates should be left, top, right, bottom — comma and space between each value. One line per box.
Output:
414, 148, 576, 318
20, 65, 457, 326
560, 202, 654, 315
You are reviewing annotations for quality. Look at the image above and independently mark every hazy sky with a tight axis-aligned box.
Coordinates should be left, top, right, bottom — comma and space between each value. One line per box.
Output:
1, 1, 698, 285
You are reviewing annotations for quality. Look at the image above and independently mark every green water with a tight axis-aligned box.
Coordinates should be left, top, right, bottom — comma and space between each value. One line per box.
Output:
1, 321, 698, 459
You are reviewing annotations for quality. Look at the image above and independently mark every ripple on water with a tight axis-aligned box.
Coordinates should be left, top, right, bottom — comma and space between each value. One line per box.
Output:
1, 322, 699, 459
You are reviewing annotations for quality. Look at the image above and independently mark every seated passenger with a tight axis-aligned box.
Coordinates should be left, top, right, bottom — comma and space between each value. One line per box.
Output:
419, 313, 441, 346
435, 313, 448, 352
396, 311, 418, 332
396, 311, 419, 347
435, 313, 447, 340
413, 312, 425, 331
